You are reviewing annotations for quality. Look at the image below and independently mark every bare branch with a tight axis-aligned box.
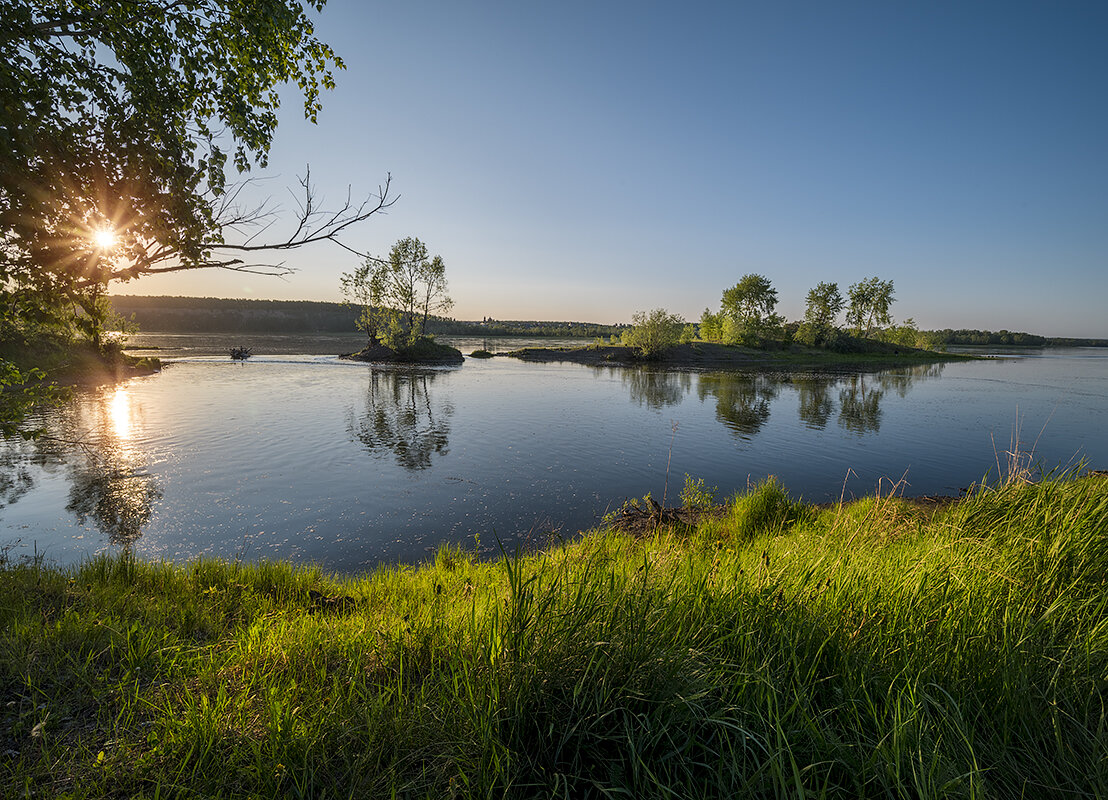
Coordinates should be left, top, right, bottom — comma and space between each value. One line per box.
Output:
217, 172, 396, 254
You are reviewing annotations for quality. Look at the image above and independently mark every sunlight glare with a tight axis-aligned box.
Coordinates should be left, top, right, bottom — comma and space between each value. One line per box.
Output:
110, 388, 132, 440
93, 228, 116, 250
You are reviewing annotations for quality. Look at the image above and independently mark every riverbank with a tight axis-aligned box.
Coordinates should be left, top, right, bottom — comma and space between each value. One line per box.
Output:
501, 341, 973, 370
2, 338, 160, 385
3, 473, 1105, 798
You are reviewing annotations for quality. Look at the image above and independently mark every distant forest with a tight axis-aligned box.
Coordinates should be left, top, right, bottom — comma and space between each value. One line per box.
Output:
107, 296, 1103, 346
929, 329, 1107, 347
108, 296, 629, 338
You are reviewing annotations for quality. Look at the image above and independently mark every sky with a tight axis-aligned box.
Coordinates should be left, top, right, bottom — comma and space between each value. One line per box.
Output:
112, 1, 1108, 337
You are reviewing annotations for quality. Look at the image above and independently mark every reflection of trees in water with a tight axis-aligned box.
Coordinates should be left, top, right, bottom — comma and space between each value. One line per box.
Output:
62, 387, 161, 545
623, 369, 691, 409
793, 377, 835, 430
837, 363, 945, 435
695, 362, 947, 439
0, 386, 161, 545
838, 374, 884, 434
349, 369, 454, 471
66, 461, 161, 546
0, 437, 39, 509
697, 373, 779, 438
874, 362, 945, 397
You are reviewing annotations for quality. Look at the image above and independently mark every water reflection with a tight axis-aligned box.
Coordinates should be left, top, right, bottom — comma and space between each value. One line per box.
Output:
690, 363, 945, 441
64, 387, 161, 545
109, 387, 133, 439
348, 369, 455, 471
697, 373, 780, 437
793, 377, 835, 430
65, 460, 161, 545
878, 363, 946, 397
838, 374, 884, 434
0, 385, 162, 545
0, 436, 38, 510
622, 370, 692, 409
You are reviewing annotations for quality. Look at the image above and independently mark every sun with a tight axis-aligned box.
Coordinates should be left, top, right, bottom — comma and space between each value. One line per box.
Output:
93, 228, 116, 250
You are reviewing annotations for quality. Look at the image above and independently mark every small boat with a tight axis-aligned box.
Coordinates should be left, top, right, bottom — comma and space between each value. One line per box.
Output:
230, 346, 253, 361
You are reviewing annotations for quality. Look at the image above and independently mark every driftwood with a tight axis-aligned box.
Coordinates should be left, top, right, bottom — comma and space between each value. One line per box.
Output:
230, 346, 253, 360
605, 496, 726, 537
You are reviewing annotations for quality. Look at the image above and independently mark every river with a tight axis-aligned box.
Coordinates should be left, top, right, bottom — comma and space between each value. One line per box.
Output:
2, 335, 1105, 571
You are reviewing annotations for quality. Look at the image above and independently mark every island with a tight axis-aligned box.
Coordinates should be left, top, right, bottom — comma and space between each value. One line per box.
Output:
498, 341, 970, 370
340, 338, 464, 366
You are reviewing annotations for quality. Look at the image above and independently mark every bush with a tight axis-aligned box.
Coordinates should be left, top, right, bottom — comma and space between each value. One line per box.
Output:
622, 308, 684, 358
680, 474, 718, 508
795, 321, 845, 349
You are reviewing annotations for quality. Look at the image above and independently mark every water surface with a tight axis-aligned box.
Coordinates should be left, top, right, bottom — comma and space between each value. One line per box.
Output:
2, 341, 1105, 571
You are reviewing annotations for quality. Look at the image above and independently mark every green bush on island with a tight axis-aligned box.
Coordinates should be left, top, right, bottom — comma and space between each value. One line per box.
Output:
3, 472, 1106, 797
622, 308, 684, 358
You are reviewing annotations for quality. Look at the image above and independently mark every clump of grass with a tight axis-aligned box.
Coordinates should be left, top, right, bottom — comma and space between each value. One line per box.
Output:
2, 473, 1107, 797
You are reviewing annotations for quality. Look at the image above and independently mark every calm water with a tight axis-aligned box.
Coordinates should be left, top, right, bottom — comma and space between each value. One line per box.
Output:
2, 337, 1106, 571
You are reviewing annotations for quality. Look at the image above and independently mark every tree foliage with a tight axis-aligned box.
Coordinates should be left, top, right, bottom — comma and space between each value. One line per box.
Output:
342, 238, 453, 350
699, 308, 725, 343
0, 1, 391, 435
622, 309, 684, 358
719, 274, 782, 345
0, 0, 390, 348
804, 282, 844, 328
796, 281, 844, 347
846, 277, 895, 337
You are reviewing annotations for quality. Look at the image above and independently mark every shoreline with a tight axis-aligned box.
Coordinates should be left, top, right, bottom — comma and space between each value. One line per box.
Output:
2, 473, 1105, 796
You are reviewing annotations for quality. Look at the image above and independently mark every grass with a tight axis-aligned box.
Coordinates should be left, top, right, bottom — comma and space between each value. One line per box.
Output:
2, 472, 1107, 798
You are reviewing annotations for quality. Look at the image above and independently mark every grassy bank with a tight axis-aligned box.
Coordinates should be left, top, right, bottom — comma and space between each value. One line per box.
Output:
2, 474, 1106, 798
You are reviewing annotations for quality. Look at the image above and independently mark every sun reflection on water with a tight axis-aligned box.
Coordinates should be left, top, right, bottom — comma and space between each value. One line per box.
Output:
109, 387, 132, 440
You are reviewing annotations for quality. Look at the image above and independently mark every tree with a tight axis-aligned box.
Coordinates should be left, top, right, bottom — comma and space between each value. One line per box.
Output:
0, 1, 392, 349
622, 309, 684, 358
699, 308, 724, 342
804, 282, 844, 328
339, 261, 385, 344
720, 274, 782, 345
796, 281, 844, 347
846, 277, 895, 337
343, 238, 453, 350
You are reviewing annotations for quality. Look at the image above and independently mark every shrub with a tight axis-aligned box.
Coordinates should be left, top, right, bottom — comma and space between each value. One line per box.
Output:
680, 474, 718, 508
622, 308, 684, 358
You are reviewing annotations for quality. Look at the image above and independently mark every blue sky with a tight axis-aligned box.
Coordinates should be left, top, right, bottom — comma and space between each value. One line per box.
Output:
115, 1, 1108, 336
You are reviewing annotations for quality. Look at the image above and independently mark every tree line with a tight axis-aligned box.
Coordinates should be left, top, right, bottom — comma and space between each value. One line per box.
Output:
105, 294, 628, 339
620, 275, 1107, 357
625, 275, 911, 357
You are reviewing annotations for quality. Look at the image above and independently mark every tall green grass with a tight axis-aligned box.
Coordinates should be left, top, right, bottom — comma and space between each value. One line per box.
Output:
2, 473, 1106, 798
